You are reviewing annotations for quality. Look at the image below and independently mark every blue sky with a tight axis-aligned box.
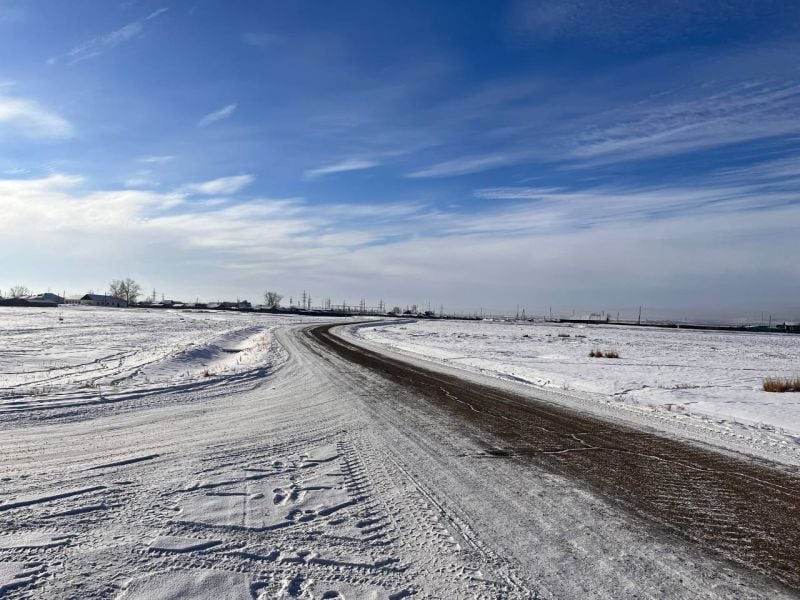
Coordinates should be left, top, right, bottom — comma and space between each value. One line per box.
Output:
2, 0, 799, 318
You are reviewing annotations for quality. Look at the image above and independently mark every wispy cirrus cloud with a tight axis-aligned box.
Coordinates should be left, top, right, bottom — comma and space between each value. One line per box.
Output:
181, 174, 254, 196
304, 158, 379, 179
566, 81, 800, 166
0, 96, 72, 138
123, 176, 158, 189
392, 46, 800, 177
139, 155, 175, 164
146, 8, 169, 21
472, 153, 800, 234
197, 103, 237, 127
406, 154, 518, 178
48, 8, 168, 65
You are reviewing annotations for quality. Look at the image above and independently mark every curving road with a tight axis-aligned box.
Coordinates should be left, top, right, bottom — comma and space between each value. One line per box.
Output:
312, 323, 800, 593
0, 321, 796, 598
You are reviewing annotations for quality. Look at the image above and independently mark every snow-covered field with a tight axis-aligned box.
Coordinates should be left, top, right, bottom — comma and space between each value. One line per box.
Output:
0, 309, 795, 598
351, 319, 800, 459
0, 306, 333, 414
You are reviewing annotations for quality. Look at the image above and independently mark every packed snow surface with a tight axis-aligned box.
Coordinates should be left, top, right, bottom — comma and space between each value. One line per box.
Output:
352, 319, 800, 454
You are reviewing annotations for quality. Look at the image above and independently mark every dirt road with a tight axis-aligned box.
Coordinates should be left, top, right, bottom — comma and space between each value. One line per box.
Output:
312, 323, 800, 593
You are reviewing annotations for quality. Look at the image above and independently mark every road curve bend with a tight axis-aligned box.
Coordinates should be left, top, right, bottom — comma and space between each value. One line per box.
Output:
310, 323, 800, 592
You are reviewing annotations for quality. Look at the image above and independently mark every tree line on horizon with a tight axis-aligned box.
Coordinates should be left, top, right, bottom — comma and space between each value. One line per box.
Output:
3, 279, 426, 317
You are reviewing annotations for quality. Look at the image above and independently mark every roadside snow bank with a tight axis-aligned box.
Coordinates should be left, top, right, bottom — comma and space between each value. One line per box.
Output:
0, 306, 330, 412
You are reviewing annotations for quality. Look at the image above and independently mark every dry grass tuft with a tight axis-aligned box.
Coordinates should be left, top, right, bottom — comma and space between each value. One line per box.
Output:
763, 376, 800, 393
604, 350, 620, 359
589, 349, 620, 359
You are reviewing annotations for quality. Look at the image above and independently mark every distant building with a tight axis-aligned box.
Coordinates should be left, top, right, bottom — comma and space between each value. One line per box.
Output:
184, 302, 208, 309
152, 299, 178, 307
779, 322, 800, 333
208, 301, 251, 310
71, 294, 127, 308
25, 292, 64, 304
0, 297, 58, 307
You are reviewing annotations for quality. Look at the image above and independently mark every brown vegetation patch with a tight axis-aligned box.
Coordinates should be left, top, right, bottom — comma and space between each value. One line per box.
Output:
763, 376, 800, 393
589, 349, 620, 358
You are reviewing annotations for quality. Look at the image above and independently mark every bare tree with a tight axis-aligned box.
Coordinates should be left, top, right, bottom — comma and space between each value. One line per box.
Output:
390, 306, 402, 315
264, 291, 283, 309
8, 285, 30, 298
109, 280, 124, 299
109, 278, 142, 305
122, 278, 141, 304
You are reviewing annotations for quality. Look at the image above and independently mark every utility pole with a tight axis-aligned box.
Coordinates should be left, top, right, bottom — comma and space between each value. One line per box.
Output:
637, 305, 642, 325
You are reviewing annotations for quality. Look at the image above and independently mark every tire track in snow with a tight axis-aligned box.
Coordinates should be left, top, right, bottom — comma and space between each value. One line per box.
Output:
312, 323, 800, 593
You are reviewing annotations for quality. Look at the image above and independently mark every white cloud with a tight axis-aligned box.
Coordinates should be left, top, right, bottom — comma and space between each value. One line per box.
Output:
2, 166, 798, 316
304, 159, 378, 179
181, 174, 255, 195
0, 96, 72, 138
49, 8, 167, 65
197, 104, 237, 127
566, 81, 800, 165
406, 154, 515, 178
146, 7, 169, 21
124, 177, 157, 189
139, 155, 175, 164
63, 22, 142, 64
472, 186, 564, 200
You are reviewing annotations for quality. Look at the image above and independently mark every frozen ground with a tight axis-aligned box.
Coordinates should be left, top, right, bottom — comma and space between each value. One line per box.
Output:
350, 319, 800, 463
0, 309, 795, 598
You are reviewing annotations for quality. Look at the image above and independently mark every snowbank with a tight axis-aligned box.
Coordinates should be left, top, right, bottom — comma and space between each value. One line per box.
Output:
0, 306, 332, 412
